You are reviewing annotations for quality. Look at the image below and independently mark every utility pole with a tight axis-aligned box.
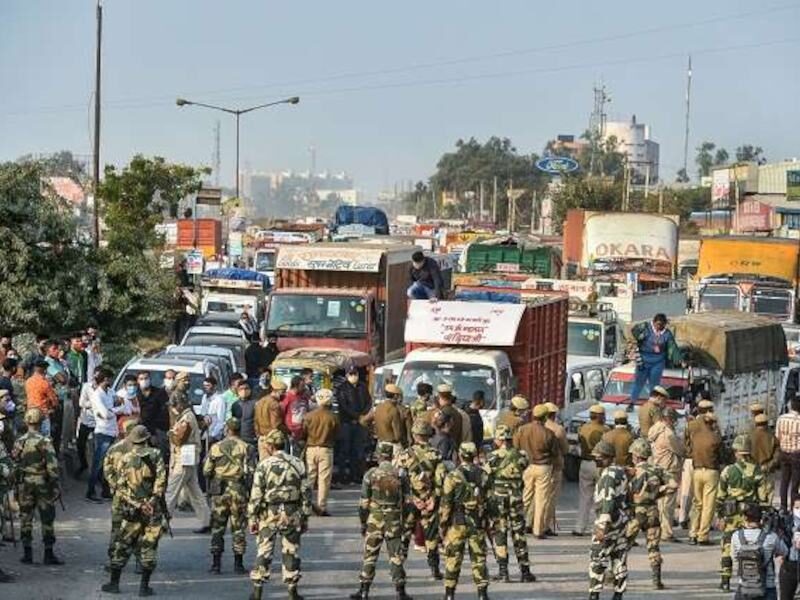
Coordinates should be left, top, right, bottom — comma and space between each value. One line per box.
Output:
92, 0, 103, 248
531, 190, 537, 232
589, 83, 610, 176
683, 55, 692, 179
212, 120, 221, 187
479, 181, 484, 221
492, 176, 497, 223
658, 187, 664, 214
644, 163, 651, 199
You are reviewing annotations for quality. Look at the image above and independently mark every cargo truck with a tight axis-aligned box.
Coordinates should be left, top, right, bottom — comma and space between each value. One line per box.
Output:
252, 226, 323, 286
457, 237, 561, 279
176, 218, 222, 258
200, 268, 270, 322
264, 243, 417, 364
396, 297, 568, 441
694, 236, 800, 323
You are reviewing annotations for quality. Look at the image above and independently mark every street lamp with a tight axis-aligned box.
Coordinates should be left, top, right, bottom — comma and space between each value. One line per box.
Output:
175, 96, 300, 202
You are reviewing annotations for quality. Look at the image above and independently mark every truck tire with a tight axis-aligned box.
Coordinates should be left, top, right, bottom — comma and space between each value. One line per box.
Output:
564, 454, 580, 483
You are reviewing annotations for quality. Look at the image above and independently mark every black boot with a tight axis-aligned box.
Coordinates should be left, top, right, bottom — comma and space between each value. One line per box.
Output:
134, 557, 143, 574
248, 584, 263, 600
288, 586, 304, 600
427, 551, 443, 580
43, 547, 64, 565
138, 568, 155, 597
443, 587, 455, 600
234, 553, 246, 574
612, 593, 624, 600
0, 567, 12, 583
652, 564, 664, 590
20, 546, 33, 564
209, 553, 221, 574
520, 564, 537, 583
396, 583, 413, 600
477, 586, 490, 600
101, 567, 122, 594
492, 560, 510, 583
588, 593, 600, 600
350, 582, 369, 600
719, 576, 730, 592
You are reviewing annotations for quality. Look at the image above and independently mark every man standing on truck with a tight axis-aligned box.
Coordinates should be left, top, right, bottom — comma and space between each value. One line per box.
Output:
407, 251, 445, 300
628, 313, 683, 406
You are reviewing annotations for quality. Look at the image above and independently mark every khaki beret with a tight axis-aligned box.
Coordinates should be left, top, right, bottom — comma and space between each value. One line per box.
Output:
532, 404, 548, 419
385, 383, 402, 396
613, 410, 628, 421
697, 399, 714, 410
652, 386, 669, 398
754, 413, 768, 425
270, 378, 287, 391
437, 383, 453, 394
511, 395, 529, 410
544, 402, 559, 414
749, 403, 764, 414
589, 404, 605, 416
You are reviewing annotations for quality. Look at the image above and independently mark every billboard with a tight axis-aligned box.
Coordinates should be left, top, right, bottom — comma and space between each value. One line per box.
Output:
734, 200, 773, 233
712, 169, 731, 204
405, 300, 525, 346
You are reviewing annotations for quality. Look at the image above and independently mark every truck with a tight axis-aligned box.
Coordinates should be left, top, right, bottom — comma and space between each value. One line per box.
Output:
200, 268, 270, 322
176, 218, 222, 258
694, 236, 800, 323
252, 226, 323, 285
457, 236, 561, 279
330, 205, 389, 239
396, 297, 568, 440
264, 242, 417, 364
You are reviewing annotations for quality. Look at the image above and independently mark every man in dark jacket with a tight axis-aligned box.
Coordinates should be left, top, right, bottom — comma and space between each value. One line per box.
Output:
407, 251, 445, 300
137, 371, 170, 458
465, 391, 485, 450
334, 366, 371, 484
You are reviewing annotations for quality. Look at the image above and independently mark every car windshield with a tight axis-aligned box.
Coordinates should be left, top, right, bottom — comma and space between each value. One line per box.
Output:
271, 367, 327, 393
255, 251, 276, 272
698, 285, 739, 311
181, 336, 244, 369
752, 288, 792, 319
117, 369, 206, 406
568, 322, 602, 357
603, 376, 685, 404
397, 361, 496, 408
267, 294, 366, 337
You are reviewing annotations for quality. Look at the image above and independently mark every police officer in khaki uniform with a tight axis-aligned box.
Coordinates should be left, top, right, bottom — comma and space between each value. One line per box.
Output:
514, 404, 557, 538
688, 412, 722, 545
638, 385, 668, 438
374, 384, 406, 451
750, 412, 779, 504
304, 389, 340, 516
544, 402, 567, 536
435, 385, 463, 445
678, 398, 714, 527
573, 404, 609, 536
496, 396, 528, 437
601, 410, 634, 466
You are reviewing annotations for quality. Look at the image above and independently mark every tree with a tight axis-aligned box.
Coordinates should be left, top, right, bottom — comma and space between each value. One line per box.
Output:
0, 161, 93, 335
735, 144, 765, 164
695, 141, 716, 178
549, 177, 622, 234
713, 148, 729, 166
577, 130, 625, 180
675, 168, 690, 183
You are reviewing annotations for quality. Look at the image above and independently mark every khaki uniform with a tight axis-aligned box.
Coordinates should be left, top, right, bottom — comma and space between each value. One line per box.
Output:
637, 399, 662, 438
545, 419, 568, 532
496, 411, 524, 436
602, 426, 634, 466
374, 401, 405, 447
514, 421, 556, 536
165, 407, 210, 528
303, 406, 339, 512
689, 426, 721, 542
575, 421, 609, 534
678, 417, 706, 525
439, 405, 463, 446
255, 395, 284, 461
456, 407, 473, 444
648, 421, 684, 540
751, 426, 779, 505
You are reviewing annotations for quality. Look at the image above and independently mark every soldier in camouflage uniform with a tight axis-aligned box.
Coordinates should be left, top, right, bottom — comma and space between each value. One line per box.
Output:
102, 424, 167, 597
103, 419, 139, 571
247, 428, 311, 600
588, 440, 630, 600
625, 438, 676, 590
715, 434, 771, 592
203, 417, 255, 575
484, 423, 536, 584
12, 408, 63, 566
440, 442, 490, 600
394, 418, 446, 580
351, 441, 413, 600
409, 382, 433, 422
0, 428, 14, 582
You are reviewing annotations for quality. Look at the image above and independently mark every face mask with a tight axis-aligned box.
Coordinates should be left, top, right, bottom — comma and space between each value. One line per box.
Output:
139, 378, 150, 390
793, 509, 800, 520
164, 378, 175, 391
347, 375, 358, 385
126, 385, 138, 398
259, 376, 269, 388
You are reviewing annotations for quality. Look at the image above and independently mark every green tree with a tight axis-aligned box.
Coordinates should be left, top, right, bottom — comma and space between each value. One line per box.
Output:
0, 161, 93, 335
714, 148, 729, 166
695, 141, 716, 178
735, 144, 765, 164
675, 168, 690, 183
549, 176, 622, 234
577, 131, 625, 180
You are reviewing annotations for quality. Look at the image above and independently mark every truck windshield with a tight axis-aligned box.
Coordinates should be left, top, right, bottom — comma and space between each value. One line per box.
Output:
698, 285, 739, 311
752, 288, 792, 320
398, 361, 497, 408
568, 322, 602, 357
603, 375, 685, 404
255, 251, 276, 272
267, 294, 366, 337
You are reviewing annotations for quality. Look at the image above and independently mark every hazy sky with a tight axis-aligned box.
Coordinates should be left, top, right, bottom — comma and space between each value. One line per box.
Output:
2, 0, 799, 197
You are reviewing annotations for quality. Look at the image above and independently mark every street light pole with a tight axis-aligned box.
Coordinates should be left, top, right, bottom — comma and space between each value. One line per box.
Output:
235, 112, 240, 201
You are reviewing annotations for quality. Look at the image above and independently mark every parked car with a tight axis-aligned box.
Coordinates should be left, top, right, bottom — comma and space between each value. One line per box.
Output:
181, 325, 247, 345
175, 333, 246, 373
158, 347, 234, 389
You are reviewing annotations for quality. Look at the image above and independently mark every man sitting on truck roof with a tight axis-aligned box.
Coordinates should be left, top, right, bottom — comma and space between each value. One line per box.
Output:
407, 250, 445, 300
628, 313, 684, 406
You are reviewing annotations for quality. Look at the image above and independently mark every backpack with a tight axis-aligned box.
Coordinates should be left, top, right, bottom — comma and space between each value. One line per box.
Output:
736, 528, 767, 599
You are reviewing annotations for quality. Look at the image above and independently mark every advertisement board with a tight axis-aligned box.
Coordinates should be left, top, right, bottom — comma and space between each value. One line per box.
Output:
712, 169, 731, 203
276, 246, 384, 273
185, 250, 204, 275
734, 200, 773, 233
404, 300, 525, 346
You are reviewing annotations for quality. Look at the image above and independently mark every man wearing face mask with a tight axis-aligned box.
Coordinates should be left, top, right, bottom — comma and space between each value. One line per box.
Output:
137, 371, 170, 458
263, 335, 280, 370
335, 366, 372, 485
232, 381, 258, 447
118, 375, 142, 441
245, 338, 268, 390
200, 376, 227, 445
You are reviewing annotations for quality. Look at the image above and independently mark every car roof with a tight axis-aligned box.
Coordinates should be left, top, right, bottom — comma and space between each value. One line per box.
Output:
182, 335, 244, 347
126, 356, 207, 372
185, 326, 244, 337
165, 345, 234, 358
566, 355, 615, 370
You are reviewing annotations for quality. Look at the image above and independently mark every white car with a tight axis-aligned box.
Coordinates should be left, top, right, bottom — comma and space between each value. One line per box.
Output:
181, 325, 247, 344
164, 344, 240, 374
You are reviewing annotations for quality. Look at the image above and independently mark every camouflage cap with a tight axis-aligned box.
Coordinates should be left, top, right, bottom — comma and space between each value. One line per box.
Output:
411, 419, 433, 437
612, 410, 628, 421
376, 441, 395, 458
226, 417, 241, 432
122, 419, 140, 435
591, 440, 615, 459
754, 413, 768, 425
589, 404, 605, 416
732, 434, 752, 454
532, 404, 549, 419
494, 424, 513, 440
459, 442, 478, 459
630, 438, 652, 458
662, 407, 678, 421
263, 429, 286, 448
511, 395, 529, 410
24, 408, 43, 425
544, 402, 559, 414
128, 424, 150, 445
652, 386, 669, 398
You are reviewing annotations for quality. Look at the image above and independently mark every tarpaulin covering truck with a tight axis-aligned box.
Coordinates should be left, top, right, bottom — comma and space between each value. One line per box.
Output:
694, 236, 800, 323
457, 237, 561, 279
200, 268, 270, 321
396, 297, 568, 440
264, 243, 416, 364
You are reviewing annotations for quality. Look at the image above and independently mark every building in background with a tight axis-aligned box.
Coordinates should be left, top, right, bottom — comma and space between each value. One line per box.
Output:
604, 115, 659, 184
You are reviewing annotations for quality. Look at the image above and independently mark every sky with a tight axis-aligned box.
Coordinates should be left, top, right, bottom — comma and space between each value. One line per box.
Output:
2, 0, 799, 198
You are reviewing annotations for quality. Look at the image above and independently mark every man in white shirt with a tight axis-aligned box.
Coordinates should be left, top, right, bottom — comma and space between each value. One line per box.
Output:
731, 504, 787, 600
75, 376, 98, 477
87, 369, 130, 502
199, 376, 226, 444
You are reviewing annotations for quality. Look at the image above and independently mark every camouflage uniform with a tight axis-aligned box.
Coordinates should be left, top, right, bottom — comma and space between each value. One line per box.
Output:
440, 442, 490, 600
103, 433, 134, 562
12, 417, 60, 558
409, 396, 430, 422
248, 429, 311, 600
0, 438, 11, 582
715, 435, 770, 588
588, 441, 630, 596
352, 442, 412, 599
394, 421, 446, 577
203, 425, 254, 569
626, 439, 675, 589
484, 425, 533, 582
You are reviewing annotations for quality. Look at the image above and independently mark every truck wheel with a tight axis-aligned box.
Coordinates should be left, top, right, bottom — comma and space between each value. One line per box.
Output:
564, 454, 579, 483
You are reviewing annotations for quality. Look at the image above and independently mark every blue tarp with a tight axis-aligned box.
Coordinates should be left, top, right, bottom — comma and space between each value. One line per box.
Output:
203, 268, 268, 283
333, 206, 389, 234
454, 290, 521, 304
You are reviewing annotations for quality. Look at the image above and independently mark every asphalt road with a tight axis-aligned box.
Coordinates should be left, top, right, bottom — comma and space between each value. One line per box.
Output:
0, 472, 730, 600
